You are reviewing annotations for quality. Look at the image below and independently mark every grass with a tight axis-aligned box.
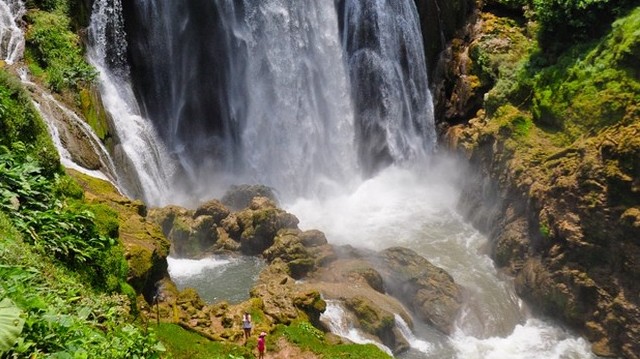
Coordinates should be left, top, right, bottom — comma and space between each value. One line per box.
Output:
276, 320, 392, 359
156, 323, 254, 359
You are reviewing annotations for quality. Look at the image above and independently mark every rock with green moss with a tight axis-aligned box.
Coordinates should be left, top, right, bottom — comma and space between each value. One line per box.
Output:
148, 204, 229, 257
234, 197, 300, 255
68, 169, 170, 298
444, 6, 640, 357
344, 295, 409, 353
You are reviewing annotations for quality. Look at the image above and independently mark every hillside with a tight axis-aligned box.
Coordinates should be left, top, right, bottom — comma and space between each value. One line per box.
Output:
441, 2, 640, 357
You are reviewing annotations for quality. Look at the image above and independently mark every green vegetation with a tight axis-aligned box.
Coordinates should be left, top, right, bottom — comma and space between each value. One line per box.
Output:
0, 209, 164, 357
0, 145, 125, 290
531, 7, 640, 144
470, 5, 640, 149
276, 320, 392, 358
0, 71, 59, 175
0, 52, 161, 355
24, 3, 96, 92
156, 323, 254, 359
532, 0, 636, 49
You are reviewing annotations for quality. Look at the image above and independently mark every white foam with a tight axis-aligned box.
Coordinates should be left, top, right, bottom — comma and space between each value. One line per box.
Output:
451, 318, 594, 359
167, 256, 232, 278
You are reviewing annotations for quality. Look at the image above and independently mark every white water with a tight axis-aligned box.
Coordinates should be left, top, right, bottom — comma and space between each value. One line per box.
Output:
87, 0, 178, 205
0, 0, 23, 64
31, 88, 118, 184
288, 159, 595, 359
342, 0, 436, 172
231, 0, 359, 199
395, 314, 434, 355
320, 300, 394, 356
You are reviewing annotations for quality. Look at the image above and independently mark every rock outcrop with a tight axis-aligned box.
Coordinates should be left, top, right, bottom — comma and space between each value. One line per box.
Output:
438, 4, 640, 357
68, 169, 170, 301
146, 189, 464, 355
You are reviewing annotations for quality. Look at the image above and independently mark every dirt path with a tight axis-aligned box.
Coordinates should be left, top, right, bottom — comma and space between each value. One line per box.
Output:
260, 337, 320, 359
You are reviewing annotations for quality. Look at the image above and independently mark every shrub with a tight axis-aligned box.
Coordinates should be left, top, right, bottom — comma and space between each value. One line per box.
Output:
24, 9, 96, 92
0, 145, 123, 290
0, 71, 59, 175
533, 0, 636, 50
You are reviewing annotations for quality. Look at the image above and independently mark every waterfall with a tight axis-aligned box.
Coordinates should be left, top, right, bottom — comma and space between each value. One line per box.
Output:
87, 0, 177, 206
86, 0, 599, 357
0, 0, 24, 65
24, 77, 122, 186
394, 314, 433, 355
341, 0, 436, 175
119, 0, 361, 203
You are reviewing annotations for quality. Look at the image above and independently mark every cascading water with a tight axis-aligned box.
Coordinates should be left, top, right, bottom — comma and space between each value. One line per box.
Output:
86, 0, 178, 205
88, 0, 596, 358
0, 0, 121, 187
121, 0, 359, 202
341, 0, 436, 175
0, 0, 24, 65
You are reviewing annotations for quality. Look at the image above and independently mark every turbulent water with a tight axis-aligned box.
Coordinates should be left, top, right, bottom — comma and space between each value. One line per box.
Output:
291, 161, 596, 358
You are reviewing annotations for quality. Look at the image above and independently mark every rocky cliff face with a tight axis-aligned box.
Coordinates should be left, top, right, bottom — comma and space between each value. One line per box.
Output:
435, 3, 640, 358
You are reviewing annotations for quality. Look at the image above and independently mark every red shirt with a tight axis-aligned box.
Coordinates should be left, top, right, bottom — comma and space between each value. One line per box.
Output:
258, 336, 265, 352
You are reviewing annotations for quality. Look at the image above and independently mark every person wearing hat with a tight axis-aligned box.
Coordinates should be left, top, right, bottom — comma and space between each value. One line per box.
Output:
257, 331, 266, 358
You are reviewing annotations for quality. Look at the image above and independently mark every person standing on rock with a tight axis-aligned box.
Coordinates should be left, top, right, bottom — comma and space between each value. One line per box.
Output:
257, 331, 266, 358
242, 312, 252, 343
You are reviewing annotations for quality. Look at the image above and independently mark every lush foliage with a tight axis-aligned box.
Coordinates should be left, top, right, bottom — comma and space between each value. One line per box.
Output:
0, 212, 164, 358
531, 0, 636, 50
24, 7, 96, 92
0, 71, 59, 175
0, 145, 127, 291
530, 6, 640, 144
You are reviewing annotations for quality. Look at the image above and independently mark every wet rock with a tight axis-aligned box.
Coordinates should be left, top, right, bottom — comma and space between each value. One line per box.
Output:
234, 197, 299, 255
377, 247, 464, 334
221, 184, 278, 211
194, 199, 230, 222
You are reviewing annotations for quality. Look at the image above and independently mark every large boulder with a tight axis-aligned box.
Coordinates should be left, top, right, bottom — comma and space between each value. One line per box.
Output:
232, 197, 300, 255
377, 247, 464, 334
148, 205, 223, 258
221, 184, 278, 211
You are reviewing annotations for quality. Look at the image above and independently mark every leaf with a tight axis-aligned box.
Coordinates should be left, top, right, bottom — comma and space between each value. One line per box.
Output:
0, 297, 25, 353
